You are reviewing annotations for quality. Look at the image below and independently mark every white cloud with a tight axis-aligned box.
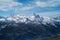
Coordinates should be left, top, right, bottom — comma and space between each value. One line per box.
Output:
8, 2, 23, 8
0, 1, 23, 11
0, 0, 34, 13
37, 11, 60, 17
0, 0, 13, 2
0, 0, 33, 12
0, 0, 60, 12
0, 4, 9, 11
20, 6, 33, 11
36, 1, 46, 7
35, 0, 60, 7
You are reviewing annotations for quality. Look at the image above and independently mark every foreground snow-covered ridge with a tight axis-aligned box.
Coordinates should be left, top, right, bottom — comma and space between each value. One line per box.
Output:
0, 14, 60, 24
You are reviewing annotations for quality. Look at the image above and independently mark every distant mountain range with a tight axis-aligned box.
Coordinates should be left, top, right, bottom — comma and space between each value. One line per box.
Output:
0, 14, 60, 24
0, 14, 60, 40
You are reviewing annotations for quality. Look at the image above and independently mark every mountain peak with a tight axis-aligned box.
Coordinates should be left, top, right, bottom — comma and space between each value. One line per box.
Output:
0, 14, 60, 25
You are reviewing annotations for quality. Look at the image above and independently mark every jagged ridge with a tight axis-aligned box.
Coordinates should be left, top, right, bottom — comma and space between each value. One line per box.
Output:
0, 14, 60, 40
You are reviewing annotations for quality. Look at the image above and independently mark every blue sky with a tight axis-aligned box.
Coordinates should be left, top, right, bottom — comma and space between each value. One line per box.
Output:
0, 0, 60, 17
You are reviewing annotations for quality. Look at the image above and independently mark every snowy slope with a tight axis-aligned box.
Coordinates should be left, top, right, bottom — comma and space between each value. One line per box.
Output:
6, 14, 54, 24
0, 16, 5, 22
0, 14, 60, 24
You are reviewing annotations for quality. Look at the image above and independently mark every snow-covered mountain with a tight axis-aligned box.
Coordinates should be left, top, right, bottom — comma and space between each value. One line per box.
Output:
0, 16, 5, 22
0, 14, 60, 28
0, 14, 60, 24
54, 16, 60, 20
6, 14, 53, 24
0, 14, 60, 40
